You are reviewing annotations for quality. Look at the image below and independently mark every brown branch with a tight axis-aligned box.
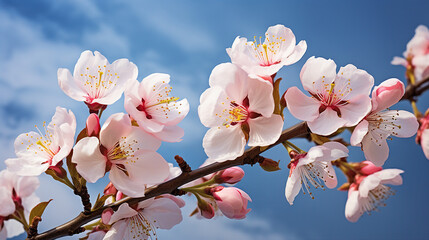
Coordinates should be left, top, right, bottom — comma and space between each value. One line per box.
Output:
402, 76, 429, 101
31, 122, 309, 240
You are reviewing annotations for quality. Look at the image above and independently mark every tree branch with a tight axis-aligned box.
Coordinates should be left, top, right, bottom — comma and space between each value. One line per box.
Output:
402, 76, 429, 101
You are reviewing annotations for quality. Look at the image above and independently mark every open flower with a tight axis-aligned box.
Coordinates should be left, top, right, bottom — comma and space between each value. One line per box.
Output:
227, 24, 306, 77
6, 107, 76, 176
285, 57, 374, 135
345, 167, 403, 222
392, 25, 429, 81
58, 50, 138, 112
124, 73, 189, 142
198, 63, 284, 162
0, 170, 40, 239
104, 197, 183, 240
72, 113, 169, 197
350, 79, 419, 166
285, 142, 348, 205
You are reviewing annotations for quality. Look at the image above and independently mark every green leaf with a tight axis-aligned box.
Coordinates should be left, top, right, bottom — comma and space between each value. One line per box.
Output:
92, 194, 113, 211
29, 199, 52, 224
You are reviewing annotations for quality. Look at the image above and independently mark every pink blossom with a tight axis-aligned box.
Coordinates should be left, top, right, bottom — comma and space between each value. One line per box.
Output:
105, 197, 183, 239
359, 161, 382, 176
211, 187, 252, 219
0, 170, 40, 239
124, 74, 189, 142
345, 168, 403, 222
392, 25, 429, 81
227, 24, 307, 77
6, 107, 76, 176
350, 79, 419, 166
198, 63, 284, 162
86, 113, 100, 137
214, 167, 245, 184
285, 57, 374, 135
72, 113, 169, 197
285, 142, 348, 205
58, 50, 138, 112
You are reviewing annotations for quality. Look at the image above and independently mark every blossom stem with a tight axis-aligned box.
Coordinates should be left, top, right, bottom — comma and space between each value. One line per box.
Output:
282, 141, 305, 154
180, 178, 217, 192
406, 67, 423, 118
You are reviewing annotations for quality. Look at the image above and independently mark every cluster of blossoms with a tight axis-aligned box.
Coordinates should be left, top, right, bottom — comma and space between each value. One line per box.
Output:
0, 24, 427, 240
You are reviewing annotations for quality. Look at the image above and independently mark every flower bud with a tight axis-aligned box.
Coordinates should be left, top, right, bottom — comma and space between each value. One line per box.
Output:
197, 197, 215, 219
359, 161, 382, 175
214, 167, 245, 184
212, 187, 251, 219
103, 182, 117, 196
101, 208, 114, 224
86, 113, 100, 137
259, 158, 281, 172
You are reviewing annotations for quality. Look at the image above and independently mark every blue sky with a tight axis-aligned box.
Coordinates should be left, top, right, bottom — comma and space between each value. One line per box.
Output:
1, 0, 429, 239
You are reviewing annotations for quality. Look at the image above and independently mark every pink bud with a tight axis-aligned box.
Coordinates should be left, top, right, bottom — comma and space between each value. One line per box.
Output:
197, 198, 215, 219
116, 191, 124, 201
101, 208, 114, 224
214, 167, 245, 184
212, 187, 252, 219
372, 78, 405, 113
359, 161, 382, 175
86, 113, 100, 137
103, 182, 117, 196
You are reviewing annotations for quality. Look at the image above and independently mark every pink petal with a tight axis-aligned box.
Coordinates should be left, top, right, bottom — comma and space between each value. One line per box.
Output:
340, 94, 372, 127
361, 131, 389, 167
0, 187, 14, 216
371, 78, 405, 113
323, 162, 338, 189
108, 203, 138, 225
72, 137, 107, 183
350, 120, 369, 146
307, 108, 347, 136
202, 126, 246, 162
87, 231, 106, 240
284, 87, 320, 121
422, 129, 429, 160
322, 141, 349, 159
104, 220, 128, 240
100, 113, 133, 150
390, 110, 419, 138
126, 127, 161, 151
281, 40, 307, 65
109, 167, 148, 198
5, 157, 49, 176
198, 87, 230, 128
124, 151, 169, 186
285, 169, 302, 205
359, 174, 382, 198
247, 114, 283, 147
247, 76, 274, 117
16, 175, 39, 198
57, 68, 86, 102
345, 190, 362, 222
140, 73, 171, 100
266, 24, 297, 57
373, 169, 404, 186
209, 63, 248, 101
391, 56, 408, 66
300, 56, 337, 93
151, 125, 185, 142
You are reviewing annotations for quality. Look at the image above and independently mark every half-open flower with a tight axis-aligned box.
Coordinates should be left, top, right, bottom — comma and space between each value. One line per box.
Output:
72, 113, 169, 197
285, 57, 373, 135
58, 50, 138, 112
124, 73, 189, 142
199, 63, 284, 162
6, 107, 76, 176
104, 197, 183, 240
211, 186, 251, 219
285, 142, 348, 205
227, 24, 307, 77
345, 168, 403, 222
350, 79, 419, 166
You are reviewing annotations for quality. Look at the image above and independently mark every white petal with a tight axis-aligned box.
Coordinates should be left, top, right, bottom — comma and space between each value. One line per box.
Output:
335, 64, 374, 99
373, 169, 404, 186
209, 63, 248, 101
109, 167, 148, 198
359, 174, 382, 198
87, 231, 106, 240
202, 126, 246, 162
340, 94, 372, 127
247, 76, 274, 117
300, 56, 337, 93
281, 40, 307, 66
143, 198, 183, 229
104, 220, 128, 240
345, 190, 362, 222
124, 151, 169, 186
16, 175, 39, 198
247, 114, 283, 147
389, 110, 419, 138
361, 130, 389, 167
126, 127, 162, 151
100, 113, 133, 150
5, 157, 49, 176
323, 162, 338, 189
72, 137, 106, 183
57, 68, 86, 102
391, 56, 407, 66
0, 187, 14, 216
198, 87, 230, 128
322, 141, 349, 159
285, 170, 302, 205
151, 125, 184, 143
350, 120, 369, 146
285, 87, 320, 121
108, 203, 138, 224
307, 108, 347, 136
371, 78, 405, 112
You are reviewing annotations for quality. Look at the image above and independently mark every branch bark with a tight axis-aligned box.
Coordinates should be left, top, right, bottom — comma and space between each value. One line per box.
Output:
30, 75, 429, 240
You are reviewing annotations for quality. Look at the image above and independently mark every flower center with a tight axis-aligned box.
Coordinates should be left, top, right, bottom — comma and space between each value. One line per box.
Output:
136, 96, 180, 120
245, 34, 286, 66
22, 122, 59, 164
366, 110, 402, 146
128, 212, 158, 239
360, 184, 394, 215
295, 160, 334, 199
81, 65, 119, 102
310, 80, 351, 117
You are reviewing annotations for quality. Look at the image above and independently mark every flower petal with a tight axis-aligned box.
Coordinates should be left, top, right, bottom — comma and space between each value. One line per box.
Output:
5, 157, 49, 176
209, 63, 248, 101
300, 56, 337, 93
422, 129, 429, 160
16, 175, 39, 198
247, 76, 274, 117
323, 162, 338, 189
104, 220, 128, 240
143, 197, 183, 229
109, 167, 148, 198
335, 64, 374, 100
285, 87, 320, 121
247, 114, 283, 147
109, 203, 138, 224
285, 169, 302, 205
151, 125, 184, 143
198, 87, 230, 128
340, 94, 372, 127
373, 169, 404, 186
345, 190, 362, 222
72, 137, 107, 183
389, 110, 419, 138
361, 130, 389, 167
100, 113, 133, 150
281, 40, 307, 66
57, 68, 86, 102
307, 108, 347, 136
371, 78, 405, 113
202, 126, 246, 162
0, 187, 14, 216
350, 120, 369, 146
124, 151, 169, 186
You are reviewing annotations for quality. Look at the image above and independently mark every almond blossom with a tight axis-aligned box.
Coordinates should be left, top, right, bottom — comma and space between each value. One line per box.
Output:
350, 79, 419, 166
226, 24, 307, 77
285, 57, 374, 136
58, 50, 138, 112
345, 166, 403, 222
198, 63, 284, 162
72, 113, 169, 197
285, 142, 348, 205
124, 73, 189, 142
6, 107, 76, 176
104, 197, 183, 240
392, 25, 429, 81
211, 186, 252, 219
0, 170, 40, 240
